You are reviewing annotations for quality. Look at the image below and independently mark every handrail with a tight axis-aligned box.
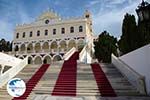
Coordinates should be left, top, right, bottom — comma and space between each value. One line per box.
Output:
63, 47, 76, 60
79, 43, 93, 64
112, 54, 146, 95
0, 52, 22, 67
79, 44, 87, 61
0, 57, 28, 88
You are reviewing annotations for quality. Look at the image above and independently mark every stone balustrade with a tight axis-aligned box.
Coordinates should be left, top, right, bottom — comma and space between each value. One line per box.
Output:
112, 54, 147, 95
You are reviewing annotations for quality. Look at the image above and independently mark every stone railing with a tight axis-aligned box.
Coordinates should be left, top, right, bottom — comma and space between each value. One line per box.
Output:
4, 48, 68, 57
63, 47, 76, 61
79, 45, 87, 62
112, 54, 147, 95
0, 57, 28, 88
79, 43, 92, 64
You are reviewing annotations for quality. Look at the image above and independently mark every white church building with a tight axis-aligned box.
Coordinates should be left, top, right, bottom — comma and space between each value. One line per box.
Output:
12, 10, 93, 64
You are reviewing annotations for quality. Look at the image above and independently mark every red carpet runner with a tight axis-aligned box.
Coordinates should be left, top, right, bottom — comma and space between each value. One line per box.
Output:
52, 52, 79, 96
91, 63, 117, 97
12, 64, 50, 100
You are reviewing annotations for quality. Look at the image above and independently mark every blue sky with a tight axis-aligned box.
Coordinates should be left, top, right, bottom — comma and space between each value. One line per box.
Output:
0, 0, 149, 41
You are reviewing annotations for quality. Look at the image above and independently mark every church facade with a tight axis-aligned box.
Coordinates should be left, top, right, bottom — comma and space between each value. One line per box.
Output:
12, 10, 93, 64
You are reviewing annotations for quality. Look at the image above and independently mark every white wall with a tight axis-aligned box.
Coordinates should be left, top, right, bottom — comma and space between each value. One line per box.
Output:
119, 44, 150, 95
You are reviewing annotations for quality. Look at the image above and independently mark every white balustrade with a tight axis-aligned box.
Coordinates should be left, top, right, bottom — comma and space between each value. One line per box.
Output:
0, 53, 28, 88
63, 47, 76, 60
112, 54, 146, 95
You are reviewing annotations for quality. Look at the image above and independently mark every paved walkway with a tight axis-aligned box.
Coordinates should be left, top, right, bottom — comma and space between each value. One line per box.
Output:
28, 95, 150, 100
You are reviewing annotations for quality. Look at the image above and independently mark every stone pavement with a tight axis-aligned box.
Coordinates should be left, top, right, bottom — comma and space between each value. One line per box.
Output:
28, 95, 150, 100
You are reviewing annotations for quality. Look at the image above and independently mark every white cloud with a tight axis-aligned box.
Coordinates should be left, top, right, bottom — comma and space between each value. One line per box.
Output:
106, 0, 126, 5
0, 0, 149, 40
0, 1, 33, 40
146, 0, 150, 2
86, 0, 101, 8
17, 9, 33, 24
92, 0, 140, 38
0, 20, 14, 40
89, 0, 100, 5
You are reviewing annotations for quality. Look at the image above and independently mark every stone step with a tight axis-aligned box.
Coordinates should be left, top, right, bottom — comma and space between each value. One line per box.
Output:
0, 62, 142, 99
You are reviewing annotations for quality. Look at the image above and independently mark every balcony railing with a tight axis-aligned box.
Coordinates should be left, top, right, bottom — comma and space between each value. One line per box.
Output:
3, 49, 67, 56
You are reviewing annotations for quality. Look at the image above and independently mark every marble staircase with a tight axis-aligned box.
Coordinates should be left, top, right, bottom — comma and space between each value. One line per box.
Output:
0, 64, 40, 100
0, 61, 142, 100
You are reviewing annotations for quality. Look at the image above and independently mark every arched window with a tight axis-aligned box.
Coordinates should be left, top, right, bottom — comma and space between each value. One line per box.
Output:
61, 28, 65, 34
45, 30, 48, 35
70, 27, 74, 33
53, 29, 56, 35
16, 33, 19, 39
15, 45, 19, 51
79, 26, 83, 32
23, 32, 25, 38
37, 30, 40, 36
30, 31, 32, 37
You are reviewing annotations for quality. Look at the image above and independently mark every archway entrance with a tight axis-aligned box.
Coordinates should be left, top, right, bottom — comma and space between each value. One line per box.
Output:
59, 41, 67, 52
51, 41, 58, 52
35, 43, 41, 53
43, 56, 51, 64
27, 43, 33, 53
68, 40, 76, 50
53, 55, 62, 61
43, 59, 47, 64
34, 56, 42, 64
28, 57, 33, 64
20, 44, 26, 52
42, 42, 49, 52
14, 45, 19, 51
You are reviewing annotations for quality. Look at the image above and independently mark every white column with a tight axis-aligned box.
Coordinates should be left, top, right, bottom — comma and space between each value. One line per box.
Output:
33, 44, 35, 53
25, 44, 27, 54
1, 65, 5, 75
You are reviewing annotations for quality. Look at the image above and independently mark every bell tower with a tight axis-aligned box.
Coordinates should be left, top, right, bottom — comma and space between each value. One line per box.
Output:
84, 10, 91, 19
84, 10, 93, 35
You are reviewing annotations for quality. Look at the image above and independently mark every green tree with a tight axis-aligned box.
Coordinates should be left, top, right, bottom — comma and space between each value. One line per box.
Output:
138, 22, 150, 46
94, 31, 117, 63
6, 41, 12, 52
0, 39, 7, 52
9, 41, 13, 51
0, 38, 12, 52
118, 13, 139, 54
